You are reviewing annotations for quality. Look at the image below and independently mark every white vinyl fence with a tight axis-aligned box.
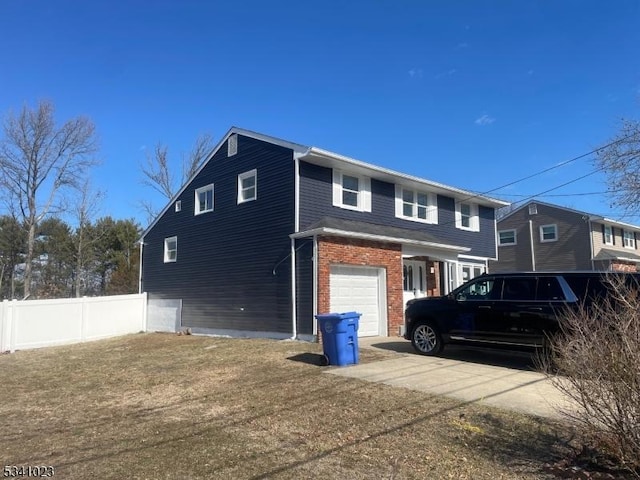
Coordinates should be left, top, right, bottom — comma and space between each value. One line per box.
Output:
0, 293, 147, 353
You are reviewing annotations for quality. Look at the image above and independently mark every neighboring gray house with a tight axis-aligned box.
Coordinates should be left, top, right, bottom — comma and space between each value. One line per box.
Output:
490, 200, 640, 272
140, 127, 508, 340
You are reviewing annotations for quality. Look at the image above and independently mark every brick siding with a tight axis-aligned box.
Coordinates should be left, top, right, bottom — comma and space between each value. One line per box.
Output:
317, 236, 403, 337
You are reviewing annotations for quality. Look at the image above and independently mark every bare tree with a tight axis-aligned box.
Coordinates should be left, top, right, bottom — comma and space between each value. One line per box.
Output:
0, 100, 98, 299
73, 179, 104, 297
595, 119, 640, 216
140, 133, 213, 223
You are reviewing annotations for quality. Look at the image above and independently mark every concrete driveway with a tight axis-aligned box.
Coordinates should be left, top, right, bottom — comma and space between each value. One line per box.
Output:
327, 337, 577, 420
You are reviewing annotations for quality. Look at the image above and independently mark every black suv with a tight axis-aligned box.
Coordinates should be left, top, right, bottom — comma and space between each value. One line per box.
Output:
404, 271, 639, 355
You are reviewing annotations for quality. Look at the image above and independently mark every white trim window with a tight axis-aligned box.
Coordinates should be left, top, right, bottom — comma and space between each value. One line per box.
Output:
498, 229, 517, 246
238, 169, 257, 204
623, 230, 636, 249
539, 224, 558, 242
164, 236, 177, 263
603, 225, 613, 245
194, 184, 214, 215
332, 170, 372, 212
455, 202, 479, 231
175, 200, 182, 212
395, 186, 437, 224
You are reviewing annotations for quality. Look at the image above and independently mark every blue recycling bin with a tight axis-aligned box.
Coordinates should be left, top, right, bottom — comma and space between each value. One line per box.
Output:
315, 312, 360, 366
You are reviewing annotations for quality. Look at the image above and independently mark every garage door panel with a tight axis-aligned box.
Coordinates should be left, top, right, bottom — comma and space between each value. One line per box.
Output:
329, 265, 386, 337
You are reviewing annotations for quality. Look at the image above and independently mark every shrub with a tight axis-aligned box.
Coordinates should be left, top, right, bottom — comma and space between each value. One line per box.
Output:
540, 274, 640, 475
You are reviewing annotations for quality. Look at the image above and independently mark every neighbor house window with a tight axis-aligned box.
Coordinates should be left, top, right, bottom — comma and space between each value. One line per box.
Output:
603, 225, 613, 245
498, 229, 516, 246
455, 202, 479, 231
332, 170, 371, 212
540, 224, 558, 242
194, 184, 214, 215
175, 200, 182, 212
164, 236, 177, 263
623, 230, 636, 249
237, 169, 257, 204
396, 186, 437, 224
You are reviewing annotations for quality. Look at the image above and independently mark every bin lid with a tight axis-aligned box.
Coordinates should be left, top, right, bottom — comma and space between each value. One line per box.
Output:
315, 311, 361, 320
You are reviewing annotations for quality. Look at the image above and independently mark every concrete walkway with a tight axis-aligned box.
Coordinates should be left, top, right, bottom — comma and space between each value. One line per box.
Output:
327, 337, 577, 420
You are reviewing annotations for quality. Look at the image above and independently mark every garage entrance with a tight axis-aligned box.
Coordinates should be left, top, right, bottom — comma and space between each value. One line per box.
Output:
329, 265, 387, 337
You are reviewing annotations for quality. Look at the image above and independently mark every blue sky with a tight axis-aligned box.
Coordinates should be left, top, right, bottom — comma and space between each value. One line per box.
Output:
1, 1, 639, 226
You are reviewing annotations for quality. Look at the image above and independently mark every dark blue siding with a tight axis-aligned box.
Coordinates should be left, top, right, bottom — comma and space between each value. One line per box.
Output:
295, 239, 314, 335
299, 161, 496, 258
142, 135, 295, 333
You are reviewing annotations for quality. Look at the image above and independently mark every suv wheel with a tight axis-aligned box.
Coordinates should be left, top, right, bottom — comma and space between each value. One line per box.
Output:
412, 322, 443, 355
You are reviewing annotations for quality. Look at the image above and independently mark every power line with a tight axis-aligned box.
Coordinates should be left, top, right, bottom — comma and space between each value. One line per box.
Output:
461, 131, 638, 204
498, 189, 626, 198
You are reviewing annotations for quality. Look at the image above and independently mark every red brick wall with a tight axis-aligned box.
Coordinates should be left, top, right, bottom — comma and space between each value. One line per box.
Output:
317, 236, 403, 336
611, 261, 638, 272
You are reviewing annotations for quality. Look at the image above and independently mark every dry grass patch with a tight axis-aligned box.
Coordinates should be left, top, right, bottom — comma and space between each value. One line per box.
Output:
0, 333, 569, 479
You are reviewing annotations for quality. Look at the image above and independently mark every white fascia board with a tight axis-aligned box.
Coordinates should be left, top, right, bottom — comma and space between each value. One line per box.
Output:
301, 147, 509, 208
599, 217, 640, 232
140, 127, 310, 241
290, 227, 471, 253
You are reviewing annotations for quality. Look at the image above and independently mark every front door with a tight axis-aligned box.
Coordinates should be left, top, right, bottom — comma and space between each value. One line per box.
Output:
403, 260, 427, 305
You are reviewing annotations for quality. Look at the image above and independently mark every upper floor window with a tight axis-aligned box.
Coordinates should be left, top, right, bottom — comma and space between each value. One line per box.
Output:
455, 202, 479, 231
332, 170, 371, 212
540, 224, 557, 242
498, 229, 516, 246
623, 230, 636, 249
238, 169, 257, 204
175, 200, 182, 213
164, 236, 177, 263
395, 186, 437, 224
195, 184, 214, 215
603, 225, 613, 245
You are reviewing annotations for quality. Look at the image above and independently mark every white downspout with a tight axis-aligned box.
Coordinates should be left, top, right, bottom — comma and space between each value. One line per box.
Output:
290, 238, 297, 340
313, 234, 318, 337
290, 154, 301, 340
529, 220, 536, 271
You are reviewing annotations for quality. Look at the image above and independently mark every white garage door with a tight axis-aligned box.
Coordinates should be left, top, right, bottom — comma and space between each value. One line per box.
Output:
329, 265, 386, 337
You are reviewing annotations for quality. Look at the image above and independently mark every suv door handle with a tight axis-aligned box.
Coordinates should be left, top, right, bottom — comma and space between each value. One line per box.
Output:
528, 307, 543, 311
478, 305, 491, 309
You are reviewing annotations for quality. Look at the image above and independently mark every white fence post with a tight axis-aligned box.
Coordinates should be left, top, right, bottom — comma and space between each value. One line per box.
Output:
81, 296, 88, 342
9, 299, 17, 353
1, 299, 7, 352
142, 292, 148, 332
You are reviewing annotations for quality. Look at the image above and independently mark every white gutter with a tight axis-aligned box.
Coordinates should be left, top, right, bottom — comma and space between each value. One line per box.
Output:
302, 148, 509, 208
529, 220, 536, 271
290, 228, 470, 253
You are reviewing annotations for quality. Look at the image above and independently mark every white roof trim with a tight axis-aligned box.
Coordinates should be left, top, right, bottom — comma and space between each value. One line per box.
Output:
141, 126, 507, 240
302, 147, 508, 208
140, 127, 309, 240
598, 217, 640, 232
290, 227, 470, 253
592, 253, 640, 263
499, 200, 640, 231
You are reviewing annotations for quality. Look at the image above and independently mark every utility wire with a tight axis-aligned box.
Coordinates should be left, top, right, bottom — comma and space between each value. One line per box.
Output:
459, 131, 638, 204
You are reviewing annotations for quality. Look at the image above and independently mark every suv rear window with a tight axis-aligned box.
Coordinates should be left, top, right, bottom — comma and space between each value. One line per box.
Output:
536, 276, 565, 301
